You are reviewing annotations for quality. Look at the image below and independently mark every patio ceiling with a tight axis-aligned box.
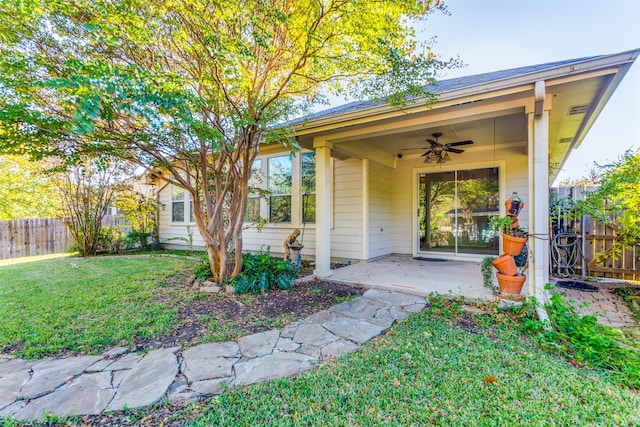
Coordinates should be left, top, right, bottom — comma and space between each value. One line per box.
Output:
295, 72, 611, 174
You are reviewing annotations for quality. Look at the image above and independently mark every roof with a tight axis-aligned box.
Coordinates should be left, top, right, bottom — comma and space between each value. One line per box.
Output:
292, 54, 608, 124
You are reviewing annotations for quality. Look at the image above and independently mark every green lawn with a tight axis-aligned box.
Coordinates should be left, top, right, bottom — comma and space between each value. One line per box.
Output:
178, 301, 639, 426
0, 254, 194, 359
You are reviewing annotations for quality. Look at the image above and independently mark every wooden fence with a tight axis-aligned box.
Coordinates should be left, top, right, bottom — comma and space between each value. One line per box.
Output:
0, 218, 72, 260
552, 186, 639, 281
581, 215, 639, 281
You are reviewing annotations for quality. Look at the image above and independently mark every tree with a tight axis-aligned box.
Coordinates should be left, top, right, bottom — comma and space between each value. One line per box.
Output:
115, 184, 159, 250
55, 159, 131, 256
0, 155, 62, 220
0, 0, 456, 282
576, 150, 640, 251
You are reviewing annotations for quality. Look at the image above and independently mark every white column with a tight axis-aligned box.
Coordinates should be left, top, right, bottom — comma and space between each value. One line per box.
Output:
529, 81, 551, 305
362, 159, 370, 261
314, 138, 333, 277
527, 112, 535, 298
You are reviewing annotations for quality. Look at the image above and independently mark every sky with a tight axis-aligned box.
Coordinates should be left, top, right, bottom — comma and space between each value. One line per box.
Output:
418, 0, 640, 184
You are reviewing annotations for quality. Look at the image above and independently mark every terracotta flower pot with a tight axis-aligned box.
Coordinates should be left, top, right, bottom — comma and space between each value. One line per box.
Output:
491, 254, 517, 276
502, 233, 527, 256
496, 273, 526, 301
505, 199, 524, 216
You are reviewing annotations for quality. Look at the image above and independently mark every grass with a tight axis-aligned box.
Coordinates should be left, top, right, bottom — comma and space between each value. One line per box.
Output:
33, 297, 639, 427
0, 254, 194, 359
173, 299, 639, 426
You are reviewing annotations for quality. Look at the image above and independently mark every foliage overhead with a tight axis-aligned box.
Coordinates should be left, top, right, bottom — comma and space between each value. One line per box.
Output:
0, 155, 62, 220
0, 0, 457, 281
559, 150, 640, 252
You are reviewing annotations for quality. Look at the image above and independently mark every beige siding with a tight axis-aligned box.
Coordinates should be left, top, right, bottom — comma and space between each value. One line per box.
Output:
331, 159, 364, 260
157, 143, 530, 261
368, 161, 393, 258
157, 184, 206, 248
391, 143, 529, 255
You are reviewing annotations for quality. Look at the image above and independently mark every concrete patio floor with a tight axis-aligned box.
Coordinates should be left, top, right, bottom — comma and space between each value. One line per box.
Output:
325, 255, 497, 301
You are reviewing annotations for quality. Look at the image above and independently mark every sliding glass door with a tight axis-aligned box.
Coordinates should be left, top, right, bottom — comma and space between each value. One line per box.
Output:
418, 167, 499, 255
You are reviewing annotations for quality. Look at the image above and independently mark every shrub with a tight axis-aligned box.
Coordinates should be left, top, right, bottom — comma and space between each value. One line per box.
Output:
123, 229, 151, 251
230, 250, 298, 295
522, 289, 640, 388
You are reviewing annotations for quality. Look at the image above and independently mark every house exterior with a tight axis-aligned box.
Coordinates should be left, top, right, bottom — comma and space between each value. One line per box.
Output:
157, 49, 639, 302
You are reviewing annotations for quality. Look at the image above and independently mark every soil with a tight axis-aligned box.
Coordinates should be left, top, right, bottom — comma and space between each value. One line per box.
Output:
131, 269, 364, 352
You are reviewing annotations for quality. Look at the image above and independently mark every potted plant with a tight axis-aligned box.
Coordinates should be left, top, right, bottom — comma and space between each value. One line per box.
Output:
489, 214, 527, 256
505, 192, 524, 216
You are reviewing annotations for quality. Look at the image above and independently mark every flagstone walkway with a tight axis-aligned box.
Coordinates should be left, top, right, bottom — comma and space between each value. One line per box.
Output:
0, 289, 426, 422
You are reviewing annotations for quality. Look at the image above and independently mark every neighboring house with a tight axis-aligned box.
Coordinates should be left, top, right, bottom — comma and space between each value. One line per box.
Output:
156, 49, 639, 301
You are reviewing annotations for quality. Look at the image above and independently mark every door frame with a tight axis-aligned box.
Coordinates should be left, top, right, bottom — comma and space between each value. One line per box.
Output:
411, 160, 507, 259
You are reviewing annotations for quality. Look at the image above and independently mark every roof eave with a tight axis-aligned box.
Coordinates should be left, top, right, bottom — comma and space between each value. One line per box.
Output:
293, 49, 640, 135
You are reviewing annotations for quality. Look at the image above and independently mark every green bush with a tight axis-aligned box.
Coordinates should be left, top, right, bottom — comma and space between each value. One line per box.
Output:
230, 250, 298, 295
123, 229, 151, 251
522, 289, 640, 388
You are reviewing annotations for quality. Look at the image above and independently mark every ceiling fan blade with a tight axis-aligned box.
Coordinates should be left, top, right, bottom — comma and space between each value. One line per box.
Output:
448, 140, 474, 147
420, 150, 434, 157
446, 147, 465, 154
426, 139, 438, 146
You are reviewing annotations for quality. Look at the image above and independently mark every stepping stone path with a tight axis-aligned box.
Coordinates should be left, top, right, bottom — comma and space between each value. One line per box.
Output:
0, 290, 426, 422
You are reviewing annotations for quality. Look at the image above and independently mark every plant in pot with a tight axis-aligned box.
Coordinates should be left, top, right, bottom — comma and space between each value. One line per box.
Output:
489, 214, 527, 256
487, 213, 528, 301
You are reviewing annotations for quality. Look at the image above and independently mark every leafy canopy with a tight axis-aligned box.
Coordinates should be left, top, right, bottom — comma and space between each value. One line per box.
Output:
0, 0, 455, 281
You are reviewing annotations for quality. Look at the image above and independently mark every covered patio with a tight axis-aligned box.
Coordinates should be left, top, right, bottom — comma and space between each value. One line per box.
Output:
326, 255, 511, 301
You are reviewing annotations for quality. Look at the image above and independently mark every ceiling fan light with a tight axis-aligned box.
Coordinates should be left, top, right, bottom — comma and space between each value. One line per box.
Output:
442, 152, 451, 161
436, 157, 445, 164
423, 153, 435, 163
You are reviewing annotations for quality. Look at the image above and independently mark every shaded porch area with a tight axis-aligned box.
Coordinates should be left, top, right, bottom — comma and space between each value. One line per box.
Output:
326, 255, 505, 301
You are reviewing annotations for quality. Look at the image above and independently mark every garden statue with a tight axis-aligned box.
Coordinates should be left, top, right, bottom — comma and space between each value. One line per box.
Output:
284, 229, 304, 267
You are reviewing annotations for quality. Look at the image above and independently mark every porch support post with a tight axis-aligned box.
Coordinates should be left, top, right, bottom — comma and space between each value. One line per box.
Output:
527, 81, 551, 307
314, 137, 333, 277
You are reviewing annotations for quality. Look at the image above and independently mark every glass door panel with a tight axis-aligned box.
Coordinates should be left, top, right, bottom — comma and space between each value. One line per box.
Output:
418, 168, 499, 255
456, 168, 499, 254
419, 171, 455, 252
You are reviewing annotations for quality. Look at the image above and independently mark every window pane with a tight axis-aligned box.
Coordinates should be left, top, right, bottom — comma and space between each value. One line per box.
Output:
172, 201, 184, 222
171, 186, 184, 201
302, 193, 316, 223
301, 152, 316, 193
189, 199, 195, 222
457, 168, 499, 254
245, 197, 261, 223
268, 156, 292, 194
249, 159, 262, 191
269, 195, 291, 223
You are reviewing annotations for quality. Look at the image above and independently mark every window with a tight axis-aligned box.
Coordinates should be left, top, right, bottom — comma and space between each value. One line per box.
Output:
245, 159, 262, 223
171, 186, 185, 222
268, 156, 292, 223
301, 152, 316, 223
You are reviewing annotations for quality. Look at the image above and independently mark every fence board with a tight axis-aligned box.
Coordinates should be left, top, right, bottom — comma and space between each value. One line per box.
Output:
0, 218, 72, 260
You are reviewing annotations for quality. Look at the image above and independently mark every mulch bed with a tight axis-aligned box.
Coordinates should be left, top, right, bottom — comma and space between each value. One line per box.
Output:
132, 270, 364, 352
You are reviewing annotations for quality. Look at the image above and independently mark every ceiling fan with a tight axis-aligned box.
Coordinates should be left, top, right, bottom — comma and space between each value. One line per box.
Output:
416, 132, 474, 163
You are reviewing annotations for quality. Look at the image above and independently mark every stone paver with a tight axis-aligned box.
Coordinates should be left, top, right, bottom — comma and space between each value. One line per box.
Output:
14, 372, 114, 421
238, 330, 280, 358
323, 317, 387, 344
19, 356, 103, 400
234, 352, 317, 386
293, 323, 339, 346
0, 290, 430, 422
107, 349, 177, 411
329, 297, 387, 319
552, 286, 637, 329
181, 342, 240, 382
